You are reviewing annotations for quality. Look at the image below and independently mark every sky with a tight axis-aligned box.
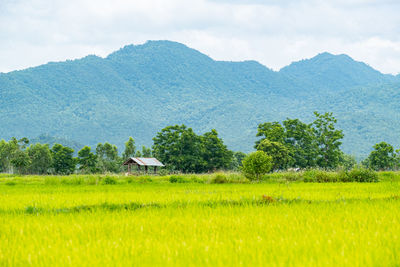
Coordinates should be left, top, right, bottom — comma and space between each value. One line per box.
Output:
1, 0, 400, 74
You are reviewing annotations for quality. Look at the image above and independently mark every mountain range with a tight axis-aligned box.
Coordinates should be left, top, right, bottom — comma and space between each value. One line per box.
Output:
1, 40, 400, 158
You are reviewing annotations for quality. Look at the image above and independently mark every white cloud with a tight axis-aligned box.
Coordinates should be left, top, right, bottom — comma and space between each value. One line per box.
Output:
0, 0, 399, 74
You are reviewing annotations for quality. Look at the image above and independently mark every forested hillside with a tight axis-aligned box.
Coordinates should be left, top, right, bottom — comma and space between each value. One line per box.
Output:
0, 40, 399, 157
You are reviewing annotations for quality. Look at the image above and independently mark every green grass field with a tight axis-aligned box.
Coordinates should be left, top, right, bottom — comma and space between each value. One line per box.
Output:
0, 173, 399, 266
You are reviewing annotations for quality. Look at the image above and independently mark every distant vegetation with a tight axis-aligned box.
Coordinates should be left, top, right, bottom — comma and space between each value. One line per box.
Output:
1, 111, 399, 176
1, 41, 400, 157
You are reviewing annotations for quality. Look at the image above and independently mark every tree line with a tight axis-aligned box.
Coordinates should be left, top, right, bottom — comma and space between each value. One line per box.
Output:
0, 112, 398, 175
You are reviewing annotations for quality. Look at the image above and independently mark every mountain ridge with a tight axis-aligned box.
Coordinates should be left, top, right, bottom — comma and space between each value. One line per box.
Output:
1, 40, 400, 157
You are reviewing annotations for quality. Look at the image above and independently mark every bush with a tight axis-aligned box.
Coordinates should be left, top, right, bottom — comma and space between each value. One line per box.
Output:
303, 170, 339, 183
210, 174, 229, 184
169, 175, 188, 183
347, 168, 378, 183
241, 151, 273, 181
102, 176, 117, 185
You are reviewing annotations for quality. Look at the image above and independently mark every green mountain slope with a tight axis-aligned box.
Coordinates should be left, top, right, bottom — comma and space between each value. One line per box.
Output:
0, 40, 399, 157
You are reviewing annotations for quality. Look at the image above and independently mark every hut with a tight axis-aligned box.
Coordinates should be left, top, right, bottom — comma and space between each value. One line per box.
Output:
122, 157, 165, 174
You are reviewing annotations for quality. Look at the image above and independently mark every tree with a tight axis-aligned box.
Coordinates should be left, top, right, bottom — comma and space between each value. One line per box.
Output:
367, 142, 396, 171
11, 150, 31, 174
313, 112, 344, 169
27, 143, 52, 174
122, 137, 136, 160
201, 129, 233, 171
255, 122, 285, 148
141, 146, 152, 157
78, 146, 98, 173
283, 118, 317, 168
241, 151, 273, 181
152, 125, 206, 173
230, 151, 247, 170
96, 142, 120, 173
51, 144, 76, 174
339, 154, 357, 170
256, 139, 292, 171
0, 139, 10, 172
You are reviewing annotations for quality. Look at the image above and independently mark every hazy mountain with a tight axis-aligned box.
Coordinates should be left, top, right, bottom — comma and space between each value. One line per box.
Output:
0, 40, 399, 157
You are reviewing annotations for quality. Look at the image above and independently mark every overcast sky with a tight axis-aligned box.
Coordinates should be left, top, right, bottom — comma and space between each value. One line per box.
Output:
1, 0, 400, 74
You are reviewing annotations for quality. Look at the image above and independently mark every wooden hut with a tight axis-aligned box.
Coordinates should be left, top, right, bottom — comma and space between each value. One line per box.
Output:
122, 157, 165, 174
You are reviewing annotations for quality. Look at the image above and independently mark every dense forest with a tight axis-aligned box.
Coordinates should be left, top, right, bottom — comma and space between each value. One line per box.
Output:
1, 112, 398, 175
1, 41, 400, 158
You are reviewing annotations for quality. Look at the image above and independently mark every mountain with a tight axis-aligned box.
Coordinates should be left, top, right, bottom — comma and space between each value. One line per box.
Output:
0, 40, 399, 158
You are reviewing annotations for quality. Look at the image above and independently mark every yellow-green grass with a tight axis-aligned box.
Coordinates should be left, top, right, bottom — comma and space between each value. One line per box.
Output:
0, 174, 399, 266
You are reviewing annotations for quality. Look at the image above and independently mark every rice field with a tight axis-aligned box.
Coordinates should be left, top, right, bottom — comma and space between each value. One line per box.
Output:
0, 174, 399, 266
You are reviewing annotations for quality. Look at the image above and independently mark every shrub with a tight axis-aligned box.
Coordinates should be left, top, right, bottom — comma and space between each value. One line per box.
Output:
102, 176, 117, 185
347, 168, 378, 183
241, 151, 273, 181
169, 175, 188, 183
303, 170, 339, 183
210, 174, 229, 184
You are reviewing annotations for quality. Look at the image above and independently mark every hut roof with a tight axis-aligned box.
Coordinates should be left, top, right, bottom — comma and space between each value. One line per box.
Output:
123, 157, 165, 167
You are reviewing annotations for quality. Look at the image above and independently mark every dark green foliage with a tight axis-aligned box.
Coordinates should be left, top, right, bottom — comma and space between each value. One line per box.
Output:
256, 140, 291, 171
256, 112, 344, 170
102, 176, 118, 185
78, 146, 98, 174
27, 143, 52, 174
30, 134, 83, 154
141, 146, 152, 157
302, 168, 377, 183
283, 118, 317, 168
303, 170, 339, 183
367, 142, 396, 171
339, 154, 357, 170
10, 150, 31, 174
169, 175, 188, 183
153, 125, 232, 173
313, 112, 344, 169
230, 151, 247, 170
1, 41, 399, 158
122, 137, 136, 160
347, 168, 378, 182
96, 142, 120, 173
210, 174, 229, 184
201, 129, 233, 171
51, 144, 76, 175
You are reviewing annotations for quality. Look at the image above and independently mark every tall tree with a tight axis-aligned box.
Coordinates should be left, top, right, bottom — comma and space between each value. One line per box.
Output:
255, 122, 285, 148
51, 144, 76, 174
312, 112, 344, 169
141, 146, 152, 157
122, 137, 136, 160
201, 129, 233, 171
96, 142, 120, 173
283, 118, 317, 168
152, 125, 205, 173
367, 142, 396, 171
256, 139, 292, 171
78, 146, 98, 173
27, 143, 52, 174
10, 150, 31, 174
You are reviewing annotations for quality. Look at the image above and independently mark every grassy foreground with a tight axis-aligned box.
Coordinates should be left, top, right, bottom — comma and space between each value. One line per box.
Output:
0, 173, 399, 266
